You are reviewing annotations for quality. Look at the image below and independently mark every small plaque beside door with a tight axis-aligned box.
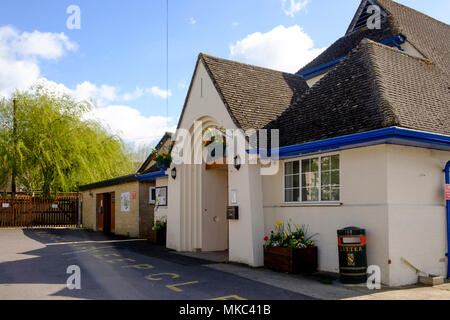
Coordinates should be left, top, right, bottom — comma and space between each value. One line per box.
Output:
227, 206, 239, 220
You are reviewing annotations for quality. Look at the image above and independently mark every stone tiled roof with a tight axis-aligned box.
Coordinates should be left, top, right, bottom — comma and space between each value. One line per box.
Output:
298, 0, 450, 77
268, 39, 450, 147
378, 0, 450, 76
200, 54, 309, 131
79, 174, 138, 191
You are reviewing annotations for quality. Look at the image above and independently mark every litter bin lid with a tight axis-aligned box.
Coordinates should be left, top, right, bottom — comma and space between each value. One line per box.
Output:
337, 226, 365, 236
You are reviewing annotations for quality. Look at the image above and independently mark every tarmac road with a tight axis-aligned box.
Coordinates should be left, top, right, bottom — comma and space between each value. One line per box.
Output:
0, 228, 315, 300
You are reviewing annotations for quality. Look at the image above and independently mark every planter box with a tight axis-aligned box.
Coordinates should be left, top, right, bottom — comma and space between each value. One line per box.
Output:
264, 246, 318, 274
148, 228, 167, 246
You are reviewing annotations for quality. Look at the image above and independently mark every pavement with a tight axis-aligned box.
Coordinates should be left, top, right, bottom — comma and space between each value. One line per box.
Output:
1, 228, 449, 300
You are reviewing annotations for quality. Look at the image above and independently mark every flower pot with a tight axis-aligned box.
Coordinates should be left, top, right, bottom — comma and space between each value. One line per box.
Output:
156, 158, 171, 170
148, 228, 167, 246
264, 246, 318, 274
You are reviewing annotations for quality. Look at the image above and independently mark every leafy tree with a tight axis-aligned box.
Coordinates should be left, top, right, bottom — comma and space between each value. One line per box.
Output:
0, 86, 134, 197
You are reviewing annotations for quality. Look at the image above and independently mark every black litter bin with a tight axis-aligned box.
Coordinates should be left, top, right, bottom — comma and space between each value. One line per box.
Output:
337, 227, 367, 284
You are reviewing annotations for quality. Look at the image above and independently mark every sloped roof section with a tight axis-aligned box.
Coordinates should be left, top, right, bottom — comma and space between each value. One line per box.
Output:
369, 40, 450, 135
298, 0, 450, 76
269, 39, 450, 147
297, 26, 394, 74
378, 0, 450, 75
200, 54, 309, 131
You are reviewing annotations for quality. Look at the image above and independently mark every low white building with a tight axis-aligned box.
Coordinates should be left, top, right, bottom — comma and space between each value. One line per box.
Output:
165, 0, 450, 286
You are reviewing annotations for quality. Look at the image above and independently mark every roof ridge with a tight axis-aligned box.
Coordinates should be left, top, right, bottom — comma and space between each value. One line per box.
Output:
361, 39, 401, 128
199, 53, 303, 78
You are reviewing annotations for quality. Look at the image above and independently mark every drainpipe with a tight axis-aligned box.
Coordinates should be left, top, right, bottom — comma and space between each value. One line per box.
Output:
445, 161, 450, 279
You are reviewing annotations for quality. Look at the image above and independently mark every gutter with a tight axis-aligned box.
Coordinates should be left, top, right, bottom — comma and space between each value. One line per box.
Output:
137, 169, 168, 182
445, 161, 450, 278
248, 127, 450, 158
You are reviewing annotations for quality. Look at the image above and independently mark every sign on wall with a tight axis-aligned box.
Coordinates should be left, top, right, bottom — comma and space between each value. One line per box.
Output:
121, 192, 130, 212
445, 185, 450, 201
155, 187, 167, 206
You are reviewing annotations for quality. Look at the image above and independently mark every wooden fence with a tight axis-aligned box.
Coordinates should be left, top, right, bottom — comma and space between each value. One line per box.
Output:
0, 193, 79, 228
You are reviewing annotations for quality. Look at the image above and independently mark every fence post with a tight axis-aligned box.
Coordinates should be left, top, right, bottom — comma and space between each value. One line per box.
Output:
77, 193, 81, 228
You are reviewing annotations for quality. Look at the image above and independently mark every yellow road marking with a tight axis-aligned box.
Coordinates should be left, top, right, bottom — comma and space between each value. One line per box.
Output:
145, 273, 180, 281
166, 281, 199, 292
122, 264, 154, 269
105, 258, 136, 264
209, 295, 247, 300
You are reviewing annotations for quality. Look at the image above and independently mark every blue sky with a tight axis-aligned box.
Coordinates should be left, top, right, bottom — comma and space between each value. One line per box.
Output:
0, 0, 448, 147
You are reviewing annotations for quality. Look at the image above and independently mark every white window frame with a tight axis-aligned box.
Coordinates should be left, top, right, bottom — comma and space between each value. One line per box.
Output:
282, 152, 341, 204
149, 187, 156, 204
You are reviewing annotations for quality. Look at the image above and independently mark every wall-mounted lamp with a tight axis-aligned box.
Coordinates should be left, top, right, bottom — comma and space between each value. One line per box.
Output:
234, 155, 241, 171
171, 167, 177, 180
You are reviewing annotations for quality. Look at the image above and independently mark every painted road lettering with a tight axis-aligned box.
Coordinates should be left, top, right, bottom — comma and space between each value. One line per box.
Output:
166, 281, 199, 292
122, 264, 154, 269
145, 273, 180, 281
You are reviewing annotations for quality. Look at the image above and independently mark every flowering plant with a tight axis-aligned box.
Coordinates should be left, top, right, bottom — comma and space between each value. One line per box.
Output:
154, 152, 172, 162
152, 216, 167, 231
264, 221, 316, 249
202, 127, 227, 147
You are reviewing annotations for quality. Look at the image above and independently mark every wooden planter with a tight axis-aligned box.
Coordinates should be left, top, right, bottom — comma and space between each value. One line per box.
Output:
148, 228, 167, 246
264, 246, 318, 274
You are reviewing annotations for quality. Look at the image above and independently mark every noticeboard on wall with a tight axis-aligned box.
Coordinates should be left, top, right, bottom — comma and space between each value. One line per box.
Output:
155, 187, 168, 207
121, 192, 130, 212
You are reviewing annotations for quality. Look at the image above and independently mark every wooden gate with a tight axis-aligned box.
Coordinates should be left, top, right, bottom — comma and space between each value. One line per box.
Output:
0, 193, 79, 228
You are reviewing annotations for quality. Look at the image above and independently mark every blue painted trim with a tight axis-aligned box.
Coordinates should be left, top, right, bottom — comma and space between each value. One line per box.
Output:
445, 161, 450, 278
299, 57, 346, 80
137, 169, 168, 181
249, 127, 450, 158
298, 35, 406, 80
380, 35, 406, 51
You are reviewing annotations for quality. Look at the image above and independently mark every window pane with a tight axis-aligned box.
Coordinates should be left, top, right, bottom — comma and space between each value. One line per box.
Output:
331, 170, 340, 185
302, 159, 310, 172
331, 187, 340, 201
321, 172, 330, 185
293, 161, 299, 174
285, 162, 293, 175
285, 189, 293, 202
311, 158, 319, 172
331, 155, 340, 170
303, 172, 319, 187
302, 187, 319, 201
321, 156, 330, 171
321, 186, 331, 201
285, 175, 293, 188
293, 188, 300, 202
293, 175, 299, 188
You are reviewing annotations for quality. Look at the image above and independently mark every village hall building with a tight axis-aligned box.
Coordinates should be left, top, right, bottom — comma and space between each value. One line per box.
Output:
79, 133, 172, 239
165, 0, 450, 286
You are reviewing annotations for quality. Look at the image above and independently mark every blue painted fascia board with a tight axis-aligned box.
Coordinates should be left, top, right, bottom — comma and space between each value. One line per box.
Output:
299, 56, 346, 80
249, 127, 450, 158
137, 170, 168, 181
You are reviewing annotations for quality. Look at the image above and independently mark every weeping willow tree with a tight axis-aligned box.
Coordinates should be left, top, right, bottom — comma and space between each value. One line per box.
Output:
0, 86, 133, 197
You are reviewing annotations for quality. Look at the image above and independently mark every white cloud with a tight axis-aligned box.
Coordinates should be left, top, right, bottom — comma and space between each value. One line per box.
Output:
149, 86, 172, 99
229, 25, 325, 73
86, 105, 176, 146
189, 17, 197, 25
281, 0, 310, 17
0, 25, 77, 96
